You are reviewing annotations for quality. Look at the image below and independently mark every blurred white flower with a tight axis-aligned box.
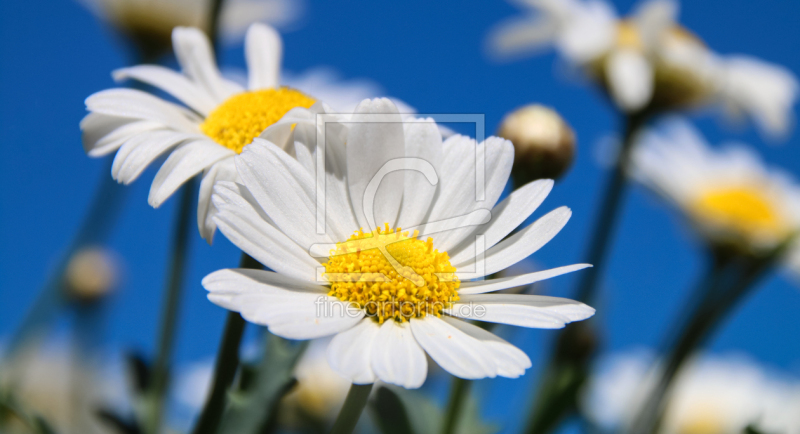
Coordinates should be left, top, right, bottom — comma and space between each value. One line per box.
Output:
487, 0, 798, 137
172, 339, 348, 430
583, 349, 800, 434
631, 119, 800, 257
280, 338, 350, 425
79, 0, 302, 58
0, 341, 129, 434
281, 68, 384, 113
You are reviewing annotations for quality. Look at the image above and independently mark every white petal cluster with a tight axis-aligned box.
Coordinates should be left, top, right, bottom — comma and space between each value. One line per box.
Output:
488, 0, 798, 137
81, 24, 396, 244
630, 118, 800, 256
583, 350, 800, 434
202, 97, 595, 388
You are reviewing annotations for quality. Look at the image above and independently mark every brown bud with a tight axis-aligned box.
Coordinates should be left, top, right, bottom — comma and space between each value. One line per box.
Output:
64, 247, 120, 302
497, 104, 576, 185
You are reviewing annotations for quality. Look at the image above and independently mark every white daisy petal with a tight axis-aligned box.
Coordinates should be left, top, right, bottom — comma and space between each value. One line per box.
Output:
428, 136, 514, 252
409, 315, 497, 379
605, 49, 654, 112
458, 263, 592, 295
395, 118, 443, 229
719, 56, 799, 138
446, 294, 595, 329
556, 0, 618, 63
212, 181, 320, 283
113, 65, 218, 116
85, 88, 199, 133
370, 320, 427, 389
327, 318, 380, 384
487, 17, 559, 59
347, 98, 405, 230
246, 23, 282, 90
172, 26, 244, 102
198, 157, 238, 244
222, 291, 362, 340
455, 206, 572, 278
448, 179, 554, 264
112, 130, 195, 184
81, 113, 163, 157
442, 316, 531, 378
203, 268, 325, 302
148, 139, 234, 207
632, 0, 678, 50
236, 139, 335, 249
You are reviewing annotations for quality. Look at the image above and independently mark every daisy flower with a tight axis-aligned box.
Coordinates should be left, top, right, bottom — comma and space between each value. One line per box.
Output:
82, 23, 322, 243
487, 0, 798, 137
583, 350, 800, 434
79, 0, 301, 58
202, 97, 595, 388
631, 119, 800, 257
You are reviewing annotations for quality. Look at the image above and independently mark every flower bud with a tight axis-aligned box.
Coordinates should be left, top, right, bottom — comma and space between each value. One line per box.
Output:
497, 104, 576, 185
64, 247, 120, 302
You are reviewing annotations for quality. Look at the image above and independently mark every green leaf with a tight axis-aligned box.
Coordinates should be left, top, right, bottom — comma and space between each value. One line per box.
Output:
216, 333, 307, 434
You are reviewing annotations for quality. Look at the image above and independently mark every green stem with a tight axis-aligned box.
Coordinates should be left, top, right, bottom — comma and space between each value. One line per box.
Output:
441, 377, 470, 434
523, 111, 649, 434
627, 249, 778, 434
330, 384, 374, 434
207, 0, 226, 50
191, 253, 261, 434
145, 178, 197, 434
574, 111, 647, 303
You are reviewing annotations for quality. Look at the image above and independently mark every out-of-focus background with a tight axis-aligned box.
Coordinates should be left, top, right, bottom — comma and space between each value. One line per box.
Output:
1, 0, 799, 433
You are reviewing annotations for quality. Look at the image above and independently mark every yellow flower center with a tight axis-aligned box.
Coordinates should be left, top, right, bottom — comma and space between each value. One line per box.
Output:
678, 410, 724, 434
323, 224, 460, 323
690, 186, 788, 242
200, 88, 315, 154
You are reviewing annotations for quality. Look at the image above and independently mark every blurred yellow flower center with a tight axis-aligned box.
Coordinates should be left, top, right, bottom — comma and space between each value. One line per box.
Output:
690, 187, 788, 241
679, 412, 724, 434
616, 21, 703, 51
323, 224, 460, 323
200, 88, 315, 154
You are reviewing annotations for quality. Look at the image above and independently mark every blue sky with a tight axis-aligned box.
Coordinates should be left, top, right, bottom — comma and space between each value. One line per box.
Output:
2, 0, 799, 432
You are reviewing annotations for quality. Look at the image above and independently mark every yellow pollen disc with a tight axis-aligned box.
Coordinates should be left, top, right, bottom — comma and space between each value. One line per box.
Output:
200, 88, 315, 154
690, 186, 788, 241
323, 224, 460, 323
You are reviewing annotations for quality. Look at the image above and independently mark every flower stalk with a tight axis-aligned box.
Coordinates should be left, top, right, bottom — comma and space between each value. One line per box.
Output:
524, 110, 650, 434
191, 253, 260, 434
330, 383, 374, 434
442, 377, 470, 434
626, 242, 786, 434
143, 178, 197, 434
